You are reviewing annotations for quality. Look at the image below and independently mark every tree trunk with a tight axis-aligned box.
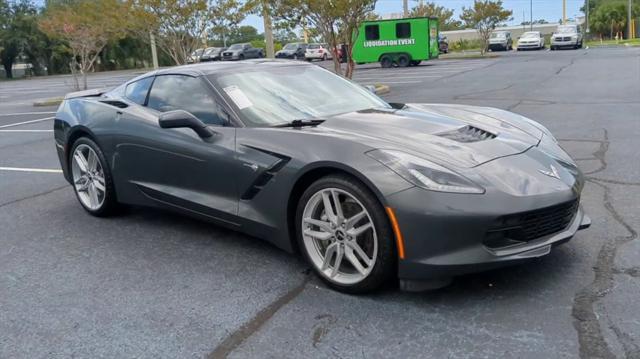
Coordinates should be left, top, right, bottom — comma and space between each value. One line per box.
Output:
3, 61, 13, 79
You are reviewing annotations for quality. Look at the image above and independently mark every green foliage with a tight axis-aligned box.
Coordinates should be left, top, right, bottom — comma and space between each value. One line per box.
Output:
410, 1, 462, 30
460, 0, 512, 54
589, 0, 639, 38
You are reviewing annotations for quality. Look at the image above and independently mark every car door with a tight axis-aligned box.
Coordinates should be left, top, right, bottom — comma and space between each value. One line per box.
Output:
244, 44, 255, 58
113, 74, 241, 224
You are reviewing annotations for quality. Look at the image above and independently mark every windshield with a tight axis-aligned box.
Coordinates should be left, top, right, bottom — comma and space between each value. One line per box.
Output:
491, 32, 506, 38
283, 43, 298, 50
228, 44, 243, 50
192, 49, 203, 56
308, 44, 320, 49
522, 32, 539, 38
557, 26, 576, 33
211, 65, 389, 126
205, 48, 219, 54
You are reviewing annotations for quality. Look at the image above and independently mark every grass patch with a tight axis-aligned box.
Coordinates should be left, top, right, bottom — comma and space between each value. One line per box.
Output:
586, 38, 640, 47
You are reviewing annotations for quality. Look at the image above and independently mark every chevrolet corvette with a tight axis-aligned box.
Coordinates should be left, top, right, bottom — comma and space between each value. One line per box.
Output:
54, 60, 590, 293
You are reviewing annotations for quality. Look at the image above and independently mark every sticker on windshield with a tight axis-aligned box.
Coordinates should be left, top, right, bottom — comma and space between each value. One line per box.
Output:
223, 85, 253, 110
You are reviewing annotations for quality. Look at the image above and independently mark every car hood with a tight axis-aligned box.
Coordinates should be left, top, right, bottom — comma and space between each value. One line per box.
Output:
306, 104, 544, 169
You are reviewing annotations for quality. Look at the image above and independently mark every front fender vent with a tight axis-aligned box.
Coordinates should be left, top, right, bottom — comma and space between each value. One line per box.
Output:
437, 125, 496, 143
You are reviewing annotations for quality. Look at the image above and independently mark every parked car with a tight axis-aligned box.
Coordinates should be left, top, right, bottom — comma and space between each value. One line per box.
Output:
54, 60, 590, 293
200, 47, 226, 62
517, 31, 545, 50
305, 43, 333, 61
186, 48, 205, 63
276, 42, 308, 60
488, 31, 512, 51
438, 34, 449, 54
222, 43, 264, 61
551, 24, 583, 50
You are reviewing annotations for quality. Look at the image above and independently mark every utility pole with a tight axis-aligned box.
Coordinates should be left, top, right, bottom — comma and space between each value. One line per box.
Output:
563, 0, 567, 24
149, 32, 159, 70
262, 1, 275, 58
628, 0, 633, 39
530, 0, 533, 30
403, 0, 409, 18
585, 0, 590, 36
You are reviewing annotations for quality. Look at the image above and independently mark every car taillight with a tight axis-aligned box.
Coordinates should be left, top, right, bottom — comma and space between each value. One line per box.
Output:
319, 49, 323, 53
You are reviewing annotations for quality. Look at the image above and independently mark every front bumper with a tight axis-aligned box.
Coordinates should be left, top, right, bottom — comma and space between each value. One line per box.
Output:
222, 54, 241, 61
489, 43, 509, 50
552, 39, 578, 47
387, 185, 589, 281
518, 43, 541, 49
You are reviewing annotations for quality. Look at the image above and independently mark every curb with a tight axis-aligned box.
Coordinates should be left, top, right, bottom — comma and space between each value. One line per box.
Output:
33, 97, 63, 107
374, 84, 390, 95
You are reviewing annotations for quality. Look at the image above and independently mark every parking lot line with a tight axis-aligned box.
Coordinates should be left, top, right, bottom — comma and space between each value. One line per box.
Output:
0, 166, 62, 173
0, 117, 54, 129
0, 130, 53, 133
363, 80, 422, 84
355, 75, 441, 81
0, 112, 55, 117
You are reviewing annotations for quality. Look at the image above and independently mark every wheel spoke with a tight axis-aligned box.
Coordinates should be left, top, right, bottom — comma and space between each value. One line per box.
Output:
331, 190, 344, 220
303, 217, 332, 232
74, 152, 89, 173
303, 229, 332, 241
87, 150, 98, 172
330, 244, 344, 278
93, 179, 105, 192
321, 243, 337, 271
345, 211, 366, 230
88, 183, 99, 208
347, 222, 372, 237
348, 241, 372, 267
321, 191, 337, 223
345, 246, 367, 275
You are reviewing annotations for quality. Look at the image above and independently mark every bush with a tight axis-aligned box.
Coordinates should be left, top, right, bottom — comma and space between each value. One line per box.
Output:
449, 38, 484, 52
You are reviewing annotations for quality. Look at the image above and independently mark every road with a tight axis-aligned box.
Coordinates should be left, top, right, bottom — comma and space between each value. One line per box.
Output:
1, 47, 639, 358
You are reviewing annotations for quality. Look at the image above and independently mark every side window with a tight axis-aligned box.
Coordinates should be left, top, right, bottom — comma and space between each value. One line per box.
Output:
125, 77, 154, 105
365, 25, 380, 41
147, 75, 226, 126
396, 22, 411, 39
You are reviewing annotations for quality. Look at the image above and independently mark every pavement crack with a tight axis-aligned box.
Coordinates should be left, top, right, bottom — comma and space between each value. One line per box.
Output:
570, 128, 638, 358
0, 185, 69, 208
207, 274, 310, 359
556, 57, 577, 75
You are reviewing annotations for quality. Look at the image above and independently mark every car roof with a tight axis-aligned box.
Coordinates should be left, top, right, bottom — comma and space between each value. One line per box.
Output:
135, 59, 313, 79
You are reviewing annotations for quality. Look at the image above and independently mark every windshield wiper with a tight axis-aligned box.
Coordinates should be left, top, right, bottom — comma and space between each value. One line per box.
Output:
272, 119, 325, 128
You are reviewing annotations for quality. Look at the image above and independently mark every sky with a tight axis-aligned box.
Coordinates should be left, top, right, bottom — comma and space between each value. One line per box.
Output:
243, 0, 586, 32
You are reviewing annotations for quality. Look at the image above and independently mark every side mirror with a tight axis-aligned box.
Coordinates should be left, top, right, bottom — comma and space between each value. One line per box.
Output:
158, 110, 215, 139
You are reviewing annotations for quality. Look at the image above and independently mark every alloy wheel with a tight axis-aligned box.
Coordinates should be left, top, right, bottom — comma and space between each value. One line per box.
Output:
301, 188, 378, 285
71, 144, 106, 210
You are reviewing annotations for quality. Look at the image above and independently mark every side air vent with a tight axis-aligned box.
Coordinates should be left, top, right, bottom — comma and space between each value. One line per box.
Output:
437, 125, 496, 143
100, 100, 128, 109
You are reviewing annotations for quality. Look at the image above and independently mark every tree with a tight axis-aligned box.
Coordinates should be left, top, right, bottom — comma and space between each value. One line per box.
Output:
227, 25, 262, 44
410, 1, 462, 30
460, 0, 512, 55
1, 0, 44, 78
130, 0, 211, 65
39, 0, 129, 89
209, 0, 248, 47
272, 0, 377, 78
589, 0, 639, 38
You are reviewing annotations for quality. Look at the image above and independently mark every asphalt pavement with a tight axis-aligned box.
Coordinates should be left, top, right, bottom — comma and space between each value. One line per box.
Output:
1, 47, 639, 358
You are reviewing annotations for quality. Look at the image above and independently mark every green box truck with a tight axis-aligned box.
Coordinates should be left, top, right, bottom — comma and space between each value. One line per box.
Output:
352, 17, 439, 68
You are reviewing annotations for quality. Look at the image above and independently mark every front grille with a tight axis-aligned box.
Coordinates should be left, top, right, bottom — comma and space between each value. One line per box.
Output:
484, 199, 579, 249
437, 125, 496, 143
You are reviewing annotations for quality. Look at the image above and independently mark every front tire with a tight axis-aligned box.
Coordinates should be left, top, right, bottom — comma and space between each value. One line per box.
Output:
380, 55, 392, 68
296, 175, 395, 294
397, 54, 410, 67
69, 137, 119, 217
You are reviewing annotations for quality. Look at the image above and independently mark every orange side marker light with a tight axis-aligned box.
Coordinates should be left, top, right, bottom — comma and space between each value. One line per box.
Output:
385, 207, 405, 260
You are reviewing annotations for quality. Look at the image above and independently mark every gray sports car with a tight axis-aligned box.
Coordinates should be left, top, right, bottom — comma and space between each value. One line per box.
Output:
54, 60, 590, 293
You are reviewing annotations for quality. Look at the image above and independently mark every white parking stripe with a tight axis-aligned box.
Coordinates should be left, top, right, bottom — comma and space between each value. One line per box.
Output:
355, 75, 441, 81
0, 167, 63, 173
0, 117, 54, 129
0, 112, 55, 117
362, 81, 422, 84
0, 130, 53, 133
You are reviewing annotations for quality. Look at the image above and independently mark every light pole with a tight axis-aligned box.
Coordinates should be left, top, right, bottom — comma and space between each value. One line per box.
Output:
403, 0, 409, 17
563, 0, 567, 24
530, 0, 533, 30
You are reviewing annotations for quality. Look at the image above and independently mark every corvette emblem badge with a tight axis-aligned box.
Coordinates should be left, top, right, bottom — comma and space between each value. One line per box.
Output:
539, 164, 560, 179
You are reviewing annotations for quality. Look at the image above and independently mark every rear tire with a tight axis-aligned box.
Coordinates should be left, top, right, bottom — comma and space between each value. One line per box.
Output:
69, 137, 120, 217
296, 175, 396, 294
380, 55, 392, 68
397, 54, 410, 68
322, 54, 327, 61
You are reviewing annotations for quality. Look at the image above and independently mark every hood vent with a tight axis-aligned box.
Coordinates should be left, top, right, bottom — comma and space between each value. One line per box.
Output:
437, 125, 496, 143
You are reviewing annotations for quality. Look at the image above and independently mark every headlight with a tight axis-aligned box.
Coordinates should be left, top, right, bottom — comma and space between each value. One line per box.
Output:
572, 35, 578, 40
366, 149, 485, 194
